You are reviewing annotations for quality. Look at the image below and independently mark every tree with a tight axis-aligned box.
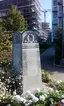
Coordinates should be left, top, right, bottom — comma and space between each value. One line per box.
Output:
4, 5, 28, 32
0, 18, 12, 64
55, 28, 62, 64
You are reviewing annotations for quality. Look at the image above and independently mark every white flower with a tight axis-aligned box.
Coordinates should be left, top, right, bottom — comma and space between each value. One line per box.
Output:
61, 99, 64, 104
13, 90, 16, 96
32, 97, 39, 103
50, 104, 54, 106
39, 95, 45, 101
26, 91, 39, 103
25, 104, 29, 106
19, 83, 21, 85
28, 100, 32, 104
13, 95, 27, 103
9, 77, 11, 79
49, 88, 53, 91
2, 71, 5, 74
2, 76, 4, 79
59, 80, 62, 83
55, 90, 59, 93
56, 81, 60, 85
7, 85, 9, 88
25, 100, 32, 106
44, 94, 47, 97
8, 79, 10, 83
62, 95, 64, 98
49, 98, 54, 104
36, 88, 41, 92
18, 76, 21, 80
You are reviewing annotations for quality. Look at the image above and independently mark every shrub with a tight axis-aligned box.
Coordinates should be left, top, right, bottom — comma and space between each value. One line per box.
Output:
0, 68, 23, 95
48, 81, 56, 89
41, 70, 55, 83
56, 82, 64, 91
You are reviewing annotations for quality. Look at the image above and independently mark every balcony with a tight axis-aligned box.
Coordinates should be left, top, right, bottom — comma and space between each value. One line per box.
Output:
58, 12, 63, 17
52, 7, 57, 12
58, 1, 63, 5
52, 19, 57, 25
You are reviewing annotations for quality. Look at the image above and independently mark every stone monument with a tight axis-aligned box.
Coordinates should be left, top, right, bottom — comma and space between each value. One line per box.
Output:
12, 31, 42, 93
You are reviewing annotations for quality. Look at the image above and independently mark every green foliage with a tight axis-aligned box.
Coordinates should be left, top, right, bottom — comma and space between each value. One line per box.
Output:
0, 68, 23, 95
48, 81, 56, 89
55, 28, 62, 64
41, 70, 55, 83
0, 84, 63, 106
11, 100, 23, 106
56, 82, 64, 91
0, 95, 12, 106
0, 18, 12, 63
4, 5, 28, 32
35, 92, 45, 98
0, 5, 28, 64
45, 91, 62, 106
0, 94, 23, 106
31, 101, 45, 106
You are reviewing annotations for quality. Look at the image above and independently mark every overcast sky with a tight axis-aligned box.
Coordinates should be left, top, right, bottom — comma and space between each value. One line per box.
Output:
40, 0, 52, 28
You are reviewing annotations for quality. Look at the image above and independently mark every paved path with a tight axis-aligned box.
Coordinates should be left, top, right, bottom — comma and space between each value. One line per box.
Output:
41, 47, 64, 81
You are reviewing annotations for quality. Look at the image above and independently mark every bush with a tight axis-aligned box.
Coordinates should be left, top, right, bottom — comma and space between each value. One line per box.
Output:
56, 82, 64, 91
0, 68, 23, 95
0, 89, 63, 106
41, 70, 55, 83
48, 81, 56, 89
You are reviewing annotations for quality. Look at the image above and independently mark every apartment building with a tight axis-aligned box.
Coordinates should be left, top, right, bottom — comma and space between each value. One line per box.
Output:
0, 0, 41, 31
0, 0, 48, 41
52, 0, 63, 39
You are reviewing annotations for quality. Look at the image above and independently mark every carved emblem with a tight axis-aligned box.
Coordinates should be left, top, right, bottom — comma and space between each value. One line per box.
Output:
22, 31, 38, 43
27, 34, 35, 42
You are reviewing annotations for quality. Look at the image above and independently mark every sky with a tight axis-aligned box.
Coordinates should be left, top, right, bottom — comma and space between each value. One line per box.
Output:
40, 0, 52, 28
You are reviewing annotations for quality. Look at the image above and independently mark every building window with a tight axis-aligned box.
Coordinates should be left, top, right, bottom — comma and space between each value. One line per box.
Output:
53, 0, 57, 6
59, 5, 62, 11
53, 25, 57, 30
53, 19, 57, 24
53, 13, 57, 18
53, 32, 56, 37
59, 18, 62, 25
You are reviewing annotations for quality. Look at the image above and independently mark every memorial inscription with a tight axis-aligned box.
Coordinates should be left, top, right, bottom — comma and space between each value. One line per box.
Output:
22, 31, 42, 92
